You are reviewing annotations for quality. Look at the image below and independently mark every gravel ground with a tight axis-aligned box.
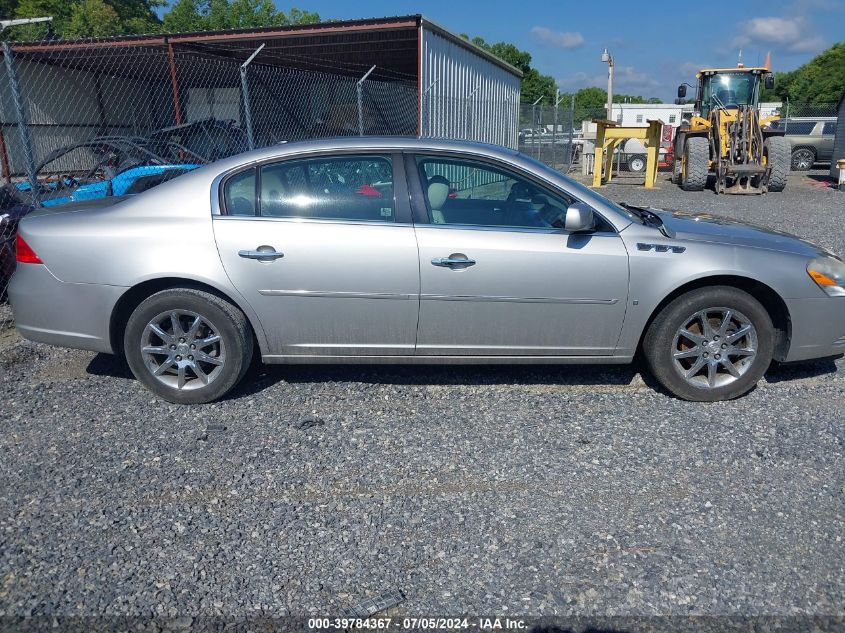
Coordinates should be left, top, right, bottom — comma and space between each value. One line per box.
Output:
0, 171, 843, 627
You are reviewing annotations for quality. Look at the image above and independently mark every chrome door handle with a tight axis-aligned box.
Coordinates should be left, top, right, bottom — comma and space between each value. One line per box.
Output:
431, 255, 476, 268
238, 247, 284, 261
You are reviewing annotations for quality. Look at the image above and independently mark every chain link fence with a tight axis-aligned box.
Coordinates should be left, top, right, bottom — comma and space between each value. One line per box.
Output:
0, 36, 424, 329
516, 101, 609, 172
774, 101, 838, 120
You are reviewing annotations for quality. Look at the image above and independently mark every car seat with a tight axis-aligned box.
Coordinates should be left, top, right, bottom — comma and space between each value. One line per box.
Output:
427, 175, 450, 224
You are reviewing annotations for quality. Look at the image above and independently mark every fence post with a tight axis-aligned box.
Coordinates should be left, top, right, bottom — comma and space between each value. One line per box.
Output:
530, 96, 542, 159
2, 41, 38, 205
567, 95, 575, 171
165, 40, 184, 126
422, 79, 438, 139
357, 65, 376, 137
239, 43, 265, 151
784, 97, 789, 133
465, 85, 479, 140
552, 89, 561, 168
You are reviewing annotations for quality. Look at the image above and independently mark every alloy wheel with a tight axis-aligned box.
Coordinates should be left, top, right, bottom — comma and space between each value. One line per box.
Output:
140, 309, 226, 390
792, 149, 814, 170
671, 307, 758, 389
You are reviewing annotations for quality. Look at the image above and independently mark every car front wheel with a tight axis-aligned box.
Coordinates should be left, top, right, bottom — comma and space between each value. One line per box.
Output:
643, 287, 774, 401
124, 288, 253, 404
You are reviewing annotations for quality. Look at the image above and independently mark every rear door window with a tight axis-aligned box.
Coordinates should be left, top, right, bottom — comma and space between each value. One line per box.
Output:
782, 121, 817, 135
258, 155, 395, 222
223, 168, 256, 216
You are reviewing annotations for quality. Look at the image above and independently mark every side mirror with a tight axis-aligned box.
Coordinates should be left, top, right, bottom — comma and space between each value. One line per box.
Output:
565, 202, 596, 233
677, 84, 687, 99
764, 73, 774, 90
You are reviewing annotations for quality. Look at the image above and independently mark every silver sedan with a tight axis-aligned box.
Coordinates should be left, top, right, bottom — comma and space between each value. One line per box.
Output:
9, 138, 845, 403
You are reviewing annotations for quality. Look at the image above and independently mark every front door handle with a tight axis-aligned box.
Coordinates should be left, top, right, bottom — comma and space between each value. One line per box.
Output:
431, 254, 476, 268
239, 246, 284, 261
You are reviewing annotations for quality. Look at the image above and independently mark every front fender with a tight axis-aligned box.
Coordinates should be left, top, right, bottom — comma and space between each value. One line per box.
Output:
616, 227, 822, 357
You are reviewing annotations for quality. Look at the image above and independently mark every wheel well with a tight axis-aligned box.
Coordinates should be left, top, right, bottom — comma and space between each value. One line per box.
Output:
790, 145, 816, 155
638, 276, 792, 361
110, 278, 255, 356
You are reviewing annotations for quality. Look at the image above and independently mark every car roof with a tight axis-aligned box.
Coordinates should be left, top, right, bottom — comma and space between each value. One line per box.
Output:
198, 136, 522, 177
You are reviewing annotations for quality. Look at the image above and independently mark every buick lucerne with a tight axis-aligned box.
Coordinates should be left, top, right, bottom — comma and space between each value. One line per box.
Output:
9, 138, 845, 403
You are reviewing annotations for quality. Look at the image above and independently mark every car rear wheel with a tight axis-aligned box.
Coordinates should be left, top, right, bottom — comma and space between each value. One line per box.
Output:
790, 147, 815, 171
643, 287, 774, 401
124, 288, 253, 404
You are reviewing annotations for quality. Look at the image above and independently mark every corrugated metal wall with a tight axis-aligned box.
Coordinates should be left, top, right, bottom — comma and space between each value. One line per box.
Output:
0, 59, 162, 175
830, 96, 845, 179
420, 27, 521, 149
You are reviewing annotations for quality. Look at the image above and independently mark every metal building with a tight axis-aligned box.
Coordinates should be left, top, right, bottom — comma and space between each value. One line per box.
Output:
0, 15, 522, 181
419, 20, 522, 148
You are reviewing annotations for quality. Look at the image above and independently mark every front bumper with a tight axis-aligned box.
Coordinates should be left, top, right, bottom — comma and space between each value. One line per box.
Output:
8, 263, 126, 354
784, 296, 845, 362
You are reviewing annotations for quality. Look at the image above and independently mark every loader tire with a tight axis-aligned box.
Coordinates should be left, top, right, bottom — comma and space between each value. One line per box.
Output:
681, 137, 709, 191
765, 136, 789, 192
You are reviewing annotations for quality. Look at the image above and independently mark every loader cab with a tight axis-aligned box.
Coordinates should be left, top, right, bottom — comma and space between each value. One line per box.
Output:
678, 68, 774, 119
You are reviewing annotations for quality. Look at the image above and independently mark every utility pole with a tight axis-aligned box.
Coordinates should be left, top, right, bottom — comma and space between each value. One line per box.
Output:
601, 48, 614, 121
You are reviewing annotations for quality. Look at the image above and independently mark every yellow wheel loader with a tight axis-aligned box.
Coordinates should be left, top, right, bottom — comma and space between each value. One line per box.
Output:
673, 66, 790, 194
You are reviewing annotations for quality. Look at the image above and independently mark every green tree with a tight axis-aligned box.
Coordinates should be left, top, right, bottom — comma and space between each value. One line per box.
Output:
464, 34, 558, 104
761, 42, 845, 103
66, 0, 122, 38
6, 0, 162, 38
0, 0, 19, 19
163, 0, 318, 32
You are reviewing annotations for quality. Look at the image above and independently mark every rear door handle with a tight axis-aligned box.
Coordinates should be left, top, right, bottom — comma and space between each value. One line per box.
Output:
431, 254, 476, 268
238, 246, 284, 261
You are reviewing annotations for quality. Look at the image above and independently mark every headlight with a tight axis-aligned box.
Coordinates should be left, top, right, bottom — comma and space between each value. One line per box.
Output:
807, 256, 845, 297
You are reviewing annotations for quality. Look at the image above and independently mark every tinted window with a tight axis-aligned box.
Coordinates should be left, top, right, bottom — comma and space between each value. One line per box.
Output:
223, 168, 256, 216
823, 122, 836, 135
782, 121, 816, 135
259, 155, 395, 221
416, 156, 578, 230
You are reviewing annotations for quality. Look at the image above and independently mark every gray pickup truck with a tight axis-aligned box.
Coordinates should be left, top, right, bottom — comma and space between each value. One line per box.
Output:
770, 117, 837, 170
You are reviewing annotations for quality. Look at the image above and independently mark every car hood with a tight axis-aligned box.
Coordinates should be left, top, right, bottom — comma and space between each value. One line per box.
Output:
653, 208, 830, 258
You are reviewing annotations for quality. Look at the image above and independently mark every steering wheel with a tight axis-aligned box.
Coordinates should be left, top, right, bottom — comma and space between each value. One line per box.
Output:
536, 200, 567, 229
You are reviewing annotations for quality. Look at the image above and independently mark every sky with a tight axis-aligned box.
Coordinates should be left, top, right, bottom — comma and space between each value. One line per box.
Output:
285, 0, 845, 101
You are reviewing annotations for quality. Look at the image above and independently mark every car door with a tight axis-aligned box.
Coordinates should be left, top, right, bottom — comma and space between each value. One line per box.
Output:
819, 122, 836, 162
408, 153, 629, 357
212, 152, 420, 358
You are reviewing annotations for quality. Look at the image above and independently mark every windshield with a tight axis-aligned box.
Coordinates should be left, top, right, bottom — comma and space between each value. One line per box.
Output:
700, 72, 759, 117
519, 153, 640, 223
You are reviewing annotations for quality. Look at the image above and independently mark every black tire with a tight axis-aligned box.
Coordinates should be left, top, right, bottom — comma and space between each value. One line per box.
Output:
671, 134, 685, 184
642, 286, 774, 402
124, 288, 253, 404
627, 153, 647, 173
681, 137, 709, 191
790, 146, 815, 171
765, 136, 790, 192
